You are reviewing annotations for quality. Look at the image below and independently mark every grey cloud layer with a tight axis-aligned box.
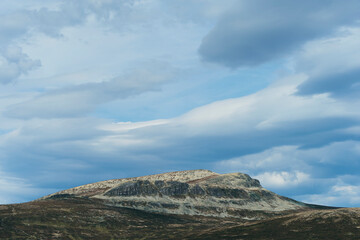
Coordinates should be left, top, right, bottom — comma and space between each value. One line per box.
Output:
199, 0, 360, 67
295, 28, 360, 98
0, 0, 163, 84
0, 46, 40, 84
6, 64, 173, 118
199, 0, 360, 99
1, 0, 360, 207
0, 0, 234, 84
119, 80, 360, 162
2, 76, 360, 205
298, 68, 360, 98
0, 3, 83, 83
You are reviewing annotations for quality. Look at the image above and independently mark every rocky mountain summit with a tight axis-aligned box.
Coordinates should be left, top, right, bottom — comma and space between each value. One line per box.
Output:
43, 169, 308, 219
2, 169, 359, 239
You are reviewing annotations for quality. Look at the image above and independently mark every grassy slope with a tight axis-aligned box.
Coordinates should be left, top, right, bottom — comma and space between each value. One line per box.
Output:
192, 208, 360, 240
0, 197, 235, 239
0, 197, 359, 239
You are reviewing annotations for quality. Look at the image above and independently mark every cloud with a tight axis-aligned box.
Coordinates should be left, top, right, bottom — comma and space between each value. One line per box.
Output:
0, 0, 132, 40
162, 0, 237, 22
214, 140, 360, 206
0, 0, 202, 43
254, 171, 310, 188
1, 0, 360, 208
0, 2, 86, 83
0, 117, 113, 189
0, 46, 40, 84
96, 75, 360, 168
1, 72, 360, 205
0, 2, 86, 45
0, 0, 160, 83
295, 27, 360, 98
298, 68, 360, 98
198, 0, 360, 67
5, 62, 174, 118
298, 181, 360, 207
0, 0, 233, 84
217, 141, 360, 175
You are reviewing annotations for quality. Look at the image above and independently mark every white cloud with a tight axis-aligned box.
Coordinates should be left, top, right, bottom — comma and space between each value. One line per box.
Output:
298, 182, 360, 207
5, 61, 174, 118
169, 74, 359, 137
254, 171, 310, 188
295, 26, 360, 97
215, 145, 302, 173
0, 46, 40, 84
296, 27, 360, 76
0, 0, 166, 84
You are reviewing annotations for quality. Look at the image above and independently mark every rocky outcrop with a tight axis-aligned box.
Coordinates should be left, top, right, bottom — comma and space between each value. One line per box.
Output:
104, 179, 266, 200
43, 170, 308, 219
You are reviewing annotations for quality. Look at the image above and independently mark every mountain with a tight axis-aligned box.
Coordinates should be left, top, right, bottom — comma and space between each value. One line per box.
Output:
41, 169, 311, 219
0, 169, 359, 239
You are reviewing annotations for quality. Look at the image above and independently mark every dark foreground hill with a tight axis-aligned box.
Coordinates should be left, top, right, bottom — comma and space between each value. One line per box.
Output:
0, 197, 359, 239
0, 170, 359, 239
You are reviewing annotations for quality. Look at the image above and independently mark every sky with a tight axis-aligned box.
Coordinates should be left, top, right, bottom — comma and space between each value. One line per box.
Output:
0, 0, 360, 207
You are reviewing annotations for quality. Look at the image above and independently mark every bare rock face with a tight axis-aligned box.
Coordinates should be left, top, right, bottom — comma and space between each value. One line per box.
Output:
43, 170, 307, 219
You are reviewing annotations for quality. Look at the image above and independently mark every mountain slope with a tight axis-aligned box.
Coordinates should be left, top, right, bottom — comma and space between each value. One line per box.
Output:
192, 208, 360, 240
1, 170, 359, 239
0, 197, 233, 239
42, 169, 310, 219
0, 197, 359, 239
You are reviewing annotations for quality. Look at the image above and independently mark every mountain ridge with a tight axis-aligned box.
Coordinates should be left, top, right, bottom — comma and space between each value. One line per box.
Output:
41, 169, 311, 219
1, 169, 359, 239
